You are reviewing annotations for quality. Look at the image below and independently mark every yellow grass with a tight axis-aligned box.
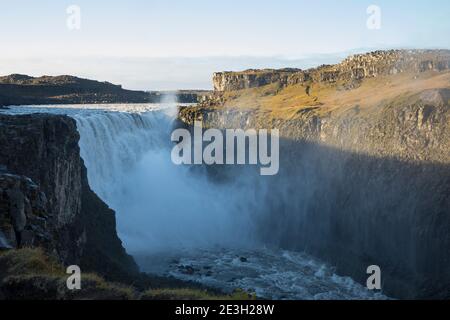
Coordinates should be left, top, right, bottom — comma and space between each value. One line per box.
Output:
219, 71, 450, 121
141, 288, 256, 300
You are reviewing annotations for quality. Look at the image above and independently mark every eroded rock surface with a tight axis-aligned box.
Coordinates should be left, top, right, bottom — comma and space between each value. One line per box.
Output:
0, 114, 138, 281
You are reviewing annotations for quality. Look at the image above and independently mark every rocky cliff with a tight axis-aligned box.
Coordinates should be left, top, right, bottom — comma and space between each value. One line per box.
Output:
213, 68, 301, 91
0, 114, 138, 281
179, 50, 450, 299
212, 50, 450, 92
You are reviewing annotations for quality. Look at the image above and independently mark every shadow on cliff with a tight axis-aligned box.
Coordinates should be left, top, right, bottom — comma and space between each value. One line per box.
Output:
228, 136, 450, 299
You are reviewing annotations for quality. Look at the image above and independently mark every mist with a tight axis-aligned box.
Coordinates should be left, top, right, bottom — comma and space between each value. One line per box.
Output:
75, 109, 262, 255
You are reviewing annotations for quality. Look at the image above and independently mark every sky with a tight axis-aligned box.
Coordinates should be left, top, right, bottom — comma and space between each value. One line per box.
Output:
0, 0, 449, 90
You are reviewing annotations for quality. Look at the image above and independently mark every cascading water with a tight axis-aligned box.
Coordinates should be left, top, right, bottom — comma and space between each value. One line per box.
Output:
5, 104, 386, 299
73, 107, 258, 253
76, 111, 168, 200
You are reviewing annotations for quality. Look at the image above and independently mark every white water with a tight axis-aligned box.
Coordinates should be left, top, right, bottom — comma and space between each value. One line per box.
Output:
136, 248, 386, 300
74, 108, 257, 252
3, 104, 386, 299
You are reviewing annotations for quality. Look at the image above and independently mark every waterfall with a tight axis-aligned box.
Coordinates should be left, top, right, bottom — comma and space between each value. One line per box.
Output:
74, 109, 257, 254
75, 111, 171, 200
3, 104, 387, 299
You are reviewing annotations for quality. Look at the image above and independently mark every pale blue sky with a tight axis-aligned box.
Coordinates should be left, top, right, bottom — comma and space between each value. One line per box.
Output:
0, 0, 449, 89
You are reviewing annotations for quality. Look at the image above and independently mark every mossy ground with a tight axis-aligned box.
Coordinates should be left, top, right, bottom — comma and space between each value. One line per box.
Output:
0, 248, 254, 300
0, 248, 136, 299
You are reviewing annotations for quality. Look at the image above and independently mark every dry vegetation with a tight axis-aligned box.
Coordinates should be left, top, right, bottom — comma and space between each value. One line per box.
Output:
0, 248, 136, 299
142, 288, 256, 300
0, 248, 255, 300
219, 70, 450, 121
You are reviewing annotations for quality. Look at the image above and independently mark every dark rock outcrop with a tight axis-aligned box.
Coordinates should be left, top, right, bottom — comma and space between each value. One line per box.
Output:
0, 114, 138, 281
0, 173, 51, 250
0, 74, 207, 106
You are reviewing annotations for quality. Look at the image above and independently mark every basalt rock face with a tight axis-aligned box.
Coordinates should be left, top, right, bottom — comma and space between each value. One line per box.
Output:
0, 173, 52, 250
179, 50, 450, 299
180, 88, 450, 163
213, 68, 300, 91
212, 50, 450, 91
0, 114, 138, 281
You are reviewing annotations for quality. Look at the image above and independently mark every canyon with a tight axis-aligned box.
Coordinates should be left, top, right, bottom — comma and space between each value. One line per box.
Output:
0, 49, 448, 299
179, 49, 450, 299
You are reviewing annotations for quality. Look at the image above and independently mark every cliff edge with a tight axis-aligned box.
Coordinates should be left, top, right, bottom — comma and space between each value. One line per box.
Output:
0, 113, 138, 282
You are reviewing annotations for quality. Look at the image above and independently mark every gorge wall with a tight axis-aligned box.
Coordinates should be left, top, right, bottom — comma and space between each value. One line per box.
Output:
179, 50, 450, 299
0, 114, 138, 282
213, 68, 301, 91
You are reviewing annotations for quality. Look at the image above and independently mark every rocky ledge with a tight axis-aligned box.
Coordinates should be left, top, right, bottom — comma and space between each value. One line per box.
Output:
213, 49, 450, 91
